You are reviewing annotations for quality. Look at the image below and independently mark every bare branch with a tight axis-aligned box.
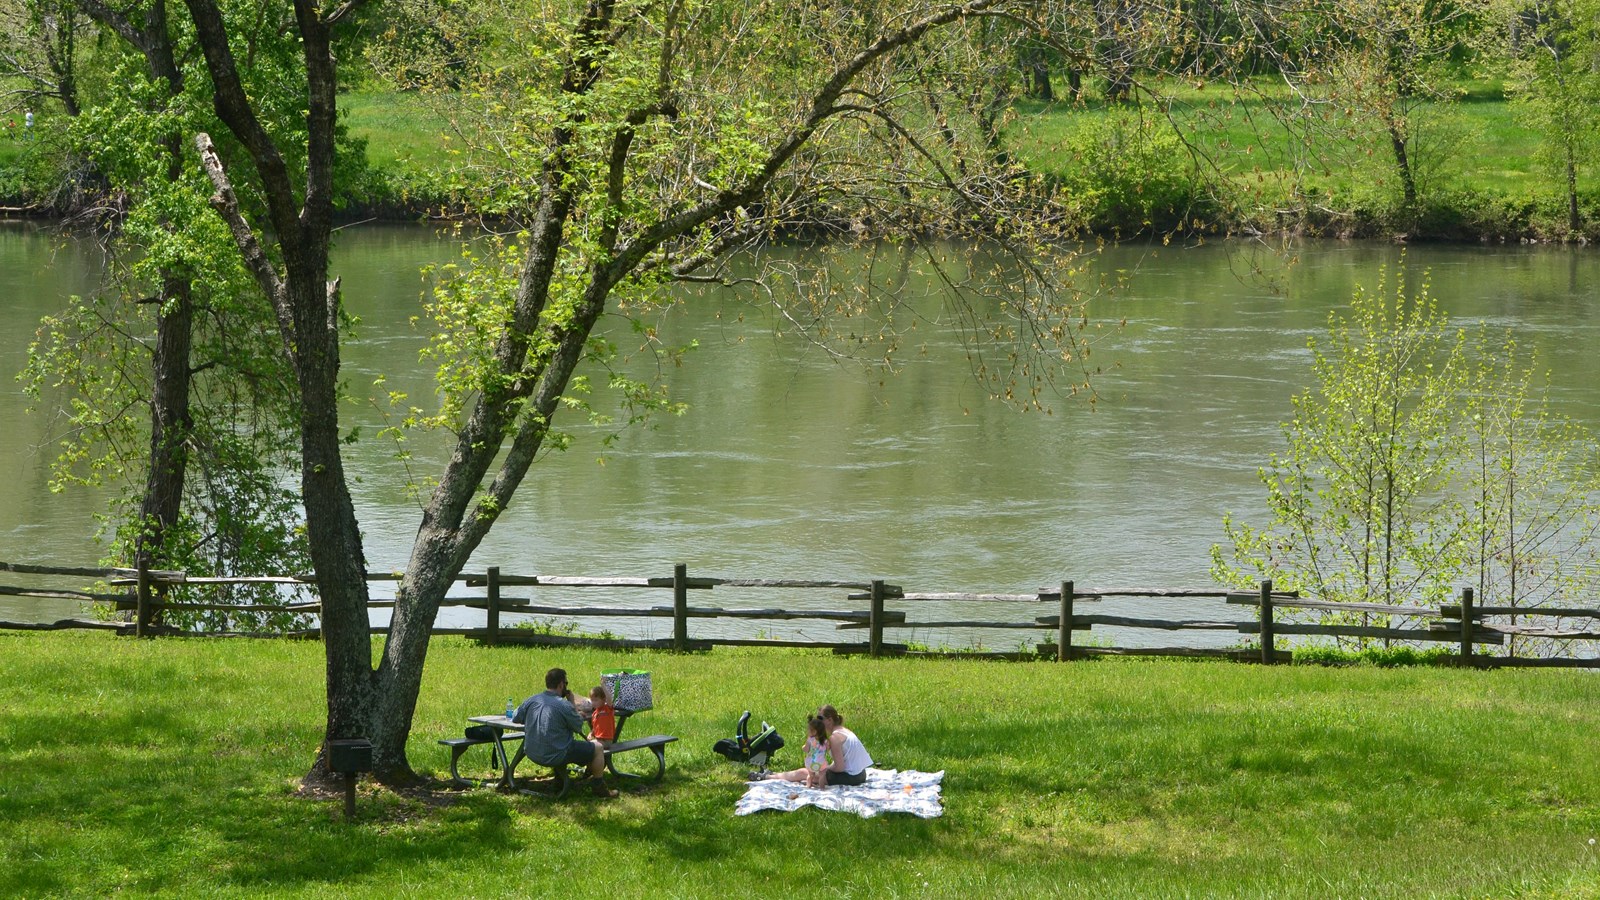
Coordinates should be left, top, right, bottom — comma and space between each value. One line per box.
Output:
193, 133, 288, 329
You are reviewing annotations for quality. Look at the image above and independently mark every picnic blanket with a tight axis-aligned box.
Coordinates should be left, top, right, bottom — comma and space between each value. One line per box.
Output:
735, 768, 944, 818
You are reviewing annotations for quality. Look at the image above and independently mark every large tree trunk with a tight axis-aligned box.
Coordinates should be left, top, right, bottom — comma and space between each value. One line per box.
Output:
79, 0, 193, 610
135, 275, 193, 607
50, 13, 81, 118
1030, 60, 1054, 101
179, 0, 382, 780
296, 299, 379, 780
285, 21, 384, 783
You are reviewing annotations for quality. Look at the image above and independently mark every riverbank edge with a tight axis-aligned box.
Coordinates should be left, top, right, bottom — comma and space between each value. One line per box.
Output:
3, 180, 1596, 246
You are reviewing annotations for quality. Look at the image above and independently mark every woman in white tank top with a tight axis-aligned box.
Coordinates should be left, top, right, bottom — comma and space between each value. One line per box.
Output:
768, 703, 874, 787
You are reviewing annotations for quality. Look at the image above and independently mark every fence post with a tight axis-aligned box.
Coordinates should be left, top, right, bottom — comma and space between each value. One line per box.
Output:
1057, 580, 1074, 662
869, 580, 886, 658
135, 558, 151, 638
486, 566, 500, 646
1459, 586, 1474, 663
673, 563, 688, 651
1259, 579, 1274, 665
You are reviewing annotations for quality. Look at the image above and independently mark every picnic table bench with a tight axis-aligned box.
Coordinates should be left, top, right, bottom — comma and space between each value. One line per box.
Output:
514, 733, 679, 799
440, 711, 676, 798
439, 730, 523, 786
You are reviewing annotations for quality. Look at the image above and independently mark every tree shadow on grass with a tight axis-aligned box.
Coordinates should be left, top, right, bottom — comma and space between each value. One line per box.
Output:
0, 704, 533, 894
213, 791, 523, 890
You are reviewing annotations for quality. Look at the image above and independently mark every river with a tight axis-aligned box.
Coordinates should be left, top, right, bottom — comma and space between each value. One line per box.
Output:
4, 223, 1598, 648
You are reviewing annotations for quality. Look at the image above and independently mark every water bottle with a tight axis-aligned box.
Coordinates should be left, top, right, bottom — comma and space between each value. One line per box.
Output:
505, 697, 516, 719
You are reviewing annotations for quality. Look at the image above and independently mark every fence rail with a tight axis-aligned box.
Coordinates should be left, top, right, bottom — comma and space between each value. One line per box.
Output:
2, 561, 1598, 666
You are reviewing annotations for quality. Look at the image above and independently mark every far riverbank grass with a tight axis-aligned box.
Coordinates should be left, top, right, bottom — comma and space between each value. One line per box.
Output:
1005, 80, 1595, 238
332, 80, 1595, 239
1009, 80, 1551, 192
3, 632, 1600, 897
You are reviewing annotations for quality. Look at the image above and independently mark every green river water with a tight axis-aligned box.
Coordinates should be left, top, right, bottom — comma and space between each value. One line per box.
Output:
3, 223, 1597, 648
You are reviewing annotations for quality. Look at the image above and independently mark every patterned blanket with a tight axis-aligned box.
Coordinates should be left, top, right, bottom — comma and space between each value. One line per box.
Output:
735, 768, 944, 818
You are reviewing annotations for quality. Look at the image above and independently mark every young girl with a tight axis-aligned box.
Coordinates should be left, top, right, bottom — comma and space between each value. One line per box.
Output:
588, 685, 617, 747
771, 704, 873, 787
802, 715, 832, 788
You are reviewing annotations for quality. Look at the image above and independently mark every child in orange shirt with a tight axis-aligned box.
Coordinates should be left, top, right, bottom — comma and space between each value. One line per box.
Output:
588, 685, 617, 746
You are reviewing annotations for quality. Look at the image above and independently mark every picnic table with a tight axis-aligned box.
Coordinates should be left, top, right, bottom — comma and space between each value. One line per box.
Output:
439, 712, 678, 798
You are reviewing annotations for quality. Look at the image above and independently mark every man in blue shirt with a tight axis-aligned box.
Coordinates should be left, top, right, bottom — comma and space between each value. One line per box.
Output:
514, 667, 616, 798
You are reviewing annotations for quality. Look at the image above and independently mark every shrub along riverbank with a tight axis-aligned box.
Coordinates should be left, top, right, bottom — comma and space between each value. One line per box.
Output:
301, 86, 1600, 241
1004, 89, 1593, 241
4, 85, 1596, 243
1004, 82, 1600, 242
3, 632, 1599, 897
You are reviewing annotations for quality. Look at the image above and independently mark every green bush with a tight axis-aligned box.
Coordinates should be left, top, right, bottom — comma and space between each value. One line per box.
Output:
1051, 109, 1216, 234
1292, 643, 1457, 667
0, 131, 76, 208
1405, 185, 1534, 241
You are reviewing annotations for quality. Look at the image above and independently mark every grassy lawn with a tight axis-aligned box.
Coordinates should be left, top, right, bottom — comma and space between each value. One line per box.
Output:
5, 81, 1588, 237
1013, 85, 1537, 182
0, 126, 47, 198
334, 80, 1584, 235
339, 91, 456, 176
4, 633, 1600, 897
1005, 79, 1593, 236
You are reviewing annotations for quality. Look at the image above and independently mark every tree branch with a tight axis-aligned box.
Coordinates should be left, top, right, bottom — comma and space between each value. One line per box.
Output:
194, 132, 290, 337
75, 0, 145, 51
623, 0, 1001, 264
323, 0, 367, 26
181, 0, 301, 248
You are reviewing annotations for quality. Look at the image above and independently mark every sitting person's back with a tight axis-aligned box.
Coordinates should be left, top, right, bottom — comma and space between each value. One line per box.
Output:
516, 685, 584, 766
512, 667, 618, 797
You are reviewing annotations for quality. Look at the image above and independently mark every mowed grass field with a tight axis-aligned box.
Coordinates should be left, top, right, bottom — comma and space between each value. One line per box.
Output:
340, 91, 456, 174
337, 79, 1564, 199
335, 77, 1592, 236
1007, 81, 1554, 192
3, 631, 1600, 897
4, 77, 1586, 237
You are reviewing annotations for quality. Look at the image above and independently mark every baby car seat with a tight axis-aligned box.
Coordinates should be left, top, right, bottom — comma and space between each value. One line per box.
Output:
712, 710, 785, 774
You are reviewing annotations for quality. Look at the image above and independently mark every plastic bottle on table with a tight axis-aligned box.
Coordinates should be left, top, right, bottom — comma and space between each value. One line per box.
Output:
505, 697, 516, 718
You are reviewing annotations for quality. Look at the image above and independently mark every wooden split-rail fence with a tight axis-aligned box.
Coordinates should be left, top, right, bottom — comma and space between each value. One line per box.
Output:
2, 560, 1598, 667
